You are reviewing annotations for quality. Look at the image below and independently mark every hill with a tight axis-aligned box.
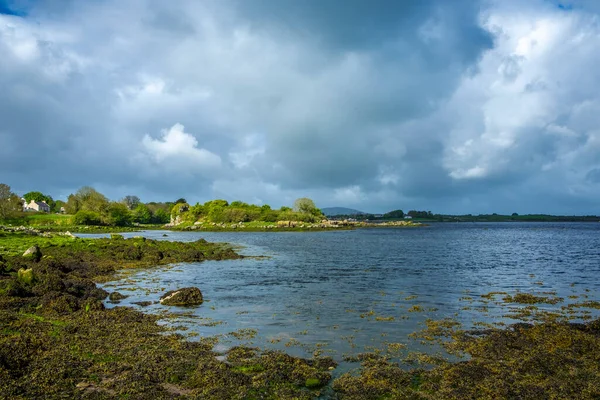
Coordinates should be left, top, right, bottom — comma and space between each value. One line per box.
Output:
321, 207, 368, 216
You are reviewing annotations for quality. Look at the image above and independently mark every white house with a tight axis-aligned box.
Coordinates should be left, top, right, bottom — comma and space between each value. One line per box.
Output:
25, 200, 50, 212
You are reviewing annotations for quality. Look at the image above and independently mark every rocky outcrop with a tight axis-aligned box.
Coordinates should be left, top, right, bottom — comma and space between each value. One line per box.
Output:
159, 287, 204, 306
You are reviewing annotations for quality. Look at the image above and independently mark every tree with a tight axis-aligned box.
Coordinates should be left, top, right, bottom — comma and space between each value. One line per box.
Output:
65, 194, 81, 214
104, 202, 132, 226
122, 195, 141, 210
0, 183, 22, 219
72, 210, 102, 226
383, 209, 404, 219
152, 209, 170, 224
23, 191, 52, 204
132, 203, 152, 224
293, 198, 322, 216
65, 187, 110, 217
174, 198, 187, 204
54, 200, 66, 213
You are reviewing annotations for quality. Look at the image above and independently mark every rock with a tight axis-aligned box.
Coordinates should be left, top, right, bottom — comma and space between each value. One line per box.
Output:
22, 245, 42, 261
108, 291, 128, 301
64, 231, 76, 238
132, 301, 153, 307
17, 268, 35, 285
162, 234, 169, 237
160, 287, 203, 306
110, 234, 124, 240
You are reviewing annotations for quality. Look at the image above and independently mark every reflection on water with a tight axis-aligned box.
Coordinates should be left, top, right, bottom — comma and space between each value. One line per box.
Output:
91, 223, 600, 366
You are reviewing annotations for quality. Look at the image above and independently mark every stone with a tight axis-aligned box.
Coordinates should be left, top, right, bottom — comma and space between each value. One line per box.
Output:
160, 287, 204, 306
132, 301, 153, 307
108, 291, 128, 301
22, 245, 42, 261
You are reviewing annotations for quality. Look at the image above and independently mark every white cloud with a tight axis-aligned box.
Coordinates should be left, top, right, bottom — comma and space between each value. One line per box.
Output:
140, 123, 221, 169
441, 1, 600, 195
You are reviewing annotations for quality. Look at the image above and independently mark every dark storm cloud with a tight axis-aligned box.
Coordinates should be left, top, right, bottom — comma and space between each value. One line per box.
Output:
1, 0, 600, 213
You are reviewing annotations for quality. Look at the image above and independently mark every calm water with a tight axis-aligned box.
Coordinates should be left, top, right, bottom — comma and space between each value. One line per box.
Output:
91, 223, 600, 366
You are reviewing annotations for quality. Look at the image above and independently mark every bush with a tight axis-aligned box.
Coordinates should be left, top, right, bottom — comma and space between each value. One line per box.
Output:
72, 210, 102, 226
104, 203, 132, 226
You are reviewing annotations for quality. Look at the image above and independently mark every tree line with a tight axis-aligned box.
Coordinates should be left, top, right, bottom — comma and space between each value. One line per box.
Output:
0, 183, 323, 227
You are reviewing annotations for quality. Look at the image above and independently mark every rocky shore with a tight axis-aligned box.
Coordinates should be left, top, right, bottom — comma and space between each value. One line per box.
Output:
0, 230, 335, 398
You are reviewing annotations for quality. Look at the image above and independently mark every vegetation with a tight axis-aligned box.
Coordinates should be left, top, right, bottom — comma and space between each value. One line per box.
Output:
171, 198, 325, 226
2, 182, 329, 230
0, 228, 335, 398
0, 184, 22, 220
332, 306, 600, 399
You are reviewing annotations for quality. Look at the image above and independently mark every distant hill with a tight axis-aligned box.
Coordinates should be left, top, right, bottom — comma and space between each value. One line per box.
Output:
321, 207, 368, 216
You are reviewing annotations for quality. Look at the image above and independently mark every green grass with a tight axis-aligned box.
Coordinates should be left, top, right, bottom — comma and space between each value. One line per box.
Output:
1, 212, 72, 226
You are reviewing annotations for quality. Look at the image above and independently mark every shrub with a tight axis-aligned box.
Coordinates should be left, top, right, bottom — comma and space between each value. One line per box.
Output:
72, 210, 102, 226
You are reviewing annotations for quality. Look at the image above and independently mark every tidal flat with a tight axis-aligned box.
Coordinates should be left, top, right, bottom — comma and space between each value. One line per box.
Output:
1, 224, 600, 399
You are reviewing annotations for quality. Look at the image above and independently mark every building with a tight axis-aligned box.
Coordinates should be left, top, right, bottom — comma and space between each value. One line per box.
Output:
25, 200, 51, 212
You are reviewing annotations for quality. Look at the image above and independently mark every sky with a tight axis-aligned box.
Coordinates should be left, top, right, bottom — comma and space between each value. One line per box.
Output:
1, 0, 599, 214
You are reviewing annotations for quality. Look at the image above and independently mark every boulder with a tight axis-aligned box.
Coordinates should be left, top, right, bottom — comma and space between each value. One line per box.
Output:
160, 287, 203, 306
22, 245, 42, 261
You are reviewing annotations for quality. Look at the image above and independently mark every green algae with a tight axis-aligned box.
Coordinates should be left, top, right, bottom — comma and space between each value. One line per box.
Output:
332, 293, 600, 399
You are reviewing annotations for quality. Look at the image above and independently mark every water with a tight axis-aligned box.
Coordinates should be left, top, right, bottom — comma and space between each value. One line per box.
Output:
91, 222, 600, 366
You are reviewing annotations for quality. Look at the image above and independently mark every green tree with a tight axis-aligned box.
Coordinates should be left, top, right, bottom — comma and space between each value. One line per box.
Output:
122, 195, 141, 210
104, 202, 132, 226
152, 209, 170, 224
132, 203, 152, 224
76, 187, 109, 213
383, 209, 404, 219
23, 191, 53, 204
65, 194, 81, 214
293, 198, 323, 217
72, 210, 102, 226
54, 200, 66, 213
0, 183, 22, 219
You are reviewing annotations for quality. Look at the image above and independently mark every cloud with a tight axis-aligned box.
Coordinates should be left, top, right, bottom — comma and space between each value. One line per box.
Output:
0, 0, 599, 213
139, 123, 221, 169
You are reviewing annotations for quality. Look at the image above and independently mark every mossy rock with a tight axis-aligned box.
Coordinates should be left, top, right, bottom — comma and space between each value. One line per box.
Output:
160, 287, 203, 306
108, 291, 128, 301
110, 234, 124, 240
305, 377, 324, 389
17, 268, 36, 285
